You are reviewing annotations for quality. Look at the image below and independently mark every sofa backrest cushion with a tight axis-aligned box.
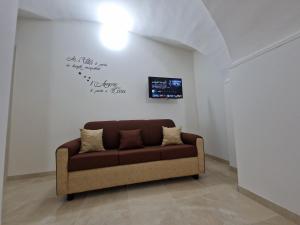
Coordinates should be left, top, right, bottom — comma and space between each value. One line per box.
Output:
84, 119, 175, 149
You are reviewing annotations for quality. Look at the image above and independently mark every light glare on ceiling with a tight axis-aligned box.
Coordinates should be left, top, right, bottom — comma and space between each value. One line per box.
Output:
98, 3, 133, 51
100, 25, 129, 51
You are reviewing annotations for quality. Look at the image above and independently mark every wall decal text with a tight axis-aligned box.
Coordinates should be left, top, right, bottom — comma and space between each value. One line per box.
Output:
65, 56, 126, 95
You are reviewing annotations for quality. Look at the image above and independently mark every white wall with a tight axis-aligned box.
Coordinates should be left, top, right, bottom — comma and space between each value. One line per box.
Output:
8, 19, 199, 176
224, 79, 237, 168
229, 36, 300, 215
193, 52, 229, 161
0, 0, 18, 221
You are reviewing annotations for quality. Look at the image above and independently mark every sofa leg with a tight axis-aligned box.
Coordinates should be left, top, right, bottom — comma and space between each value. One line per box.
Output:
192, 175, 199, 180
67, 194, 74, 201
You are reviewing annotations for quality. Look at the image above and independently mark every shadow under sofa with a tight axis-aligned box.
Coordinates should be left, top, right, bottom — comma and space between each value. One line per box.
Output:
56, 119, 205, 200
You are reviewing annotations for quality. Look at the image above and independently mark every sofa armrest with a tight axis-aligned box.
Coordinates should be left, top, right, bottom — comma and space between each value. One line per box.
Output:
181, 132, 202, 145
56, 138, 80, 196
57, 138, 81, 158
181, 132, 205, 174
196, 137, 205, 173
56, 148, 68, 196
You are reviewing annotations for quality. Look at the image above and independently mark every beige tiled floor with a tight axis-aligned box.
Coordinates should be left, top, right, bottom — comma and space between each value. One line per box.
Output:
3, 157, 296, 225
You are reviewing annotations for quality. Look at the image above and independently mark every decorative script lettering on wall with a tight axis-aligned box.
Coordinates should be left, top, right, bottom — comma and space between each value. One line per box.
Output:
65, 56, 126, 94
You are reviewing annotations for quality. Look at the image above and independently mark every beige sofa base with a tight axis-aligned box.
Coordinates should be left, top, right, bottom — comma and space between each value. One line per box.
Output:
67, 157, 201, 194
56, 137, 205, 196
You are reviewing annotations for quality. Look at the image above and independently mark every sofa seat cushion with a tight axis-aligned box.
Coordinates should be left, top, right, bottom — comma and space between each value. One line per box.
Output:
160, 144, 197, 160
119, 147, 161, 165
69, 150, 119, 171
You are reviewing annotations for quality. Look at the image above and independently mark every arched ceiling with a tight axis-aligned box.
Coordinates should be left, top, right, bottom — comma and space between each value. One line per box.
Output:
18, 0, 300, 68
203, 0, 300, 61
18, 0, 231, 68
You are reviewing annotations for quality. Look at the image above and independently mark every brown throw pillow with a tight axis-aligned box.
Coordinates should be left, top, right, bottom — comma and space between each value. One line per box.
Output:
79, 129, 105, 153
161, 126, 183, 146
119, 129, 144, 150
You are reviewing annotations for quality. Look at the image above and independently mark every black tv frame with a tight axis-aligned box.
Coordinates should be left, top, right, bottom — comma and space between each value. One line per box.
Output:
148, 76, 183, 99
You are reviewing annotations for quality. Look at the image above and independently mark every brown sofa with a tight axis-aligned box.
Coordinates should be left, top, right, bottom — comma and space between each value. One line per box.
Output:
56, 119, 205, 200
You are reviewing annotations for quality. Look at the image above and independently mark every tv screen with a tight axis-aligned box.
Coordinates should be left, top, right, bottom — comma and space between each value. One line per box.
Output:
148, 76, 183, 99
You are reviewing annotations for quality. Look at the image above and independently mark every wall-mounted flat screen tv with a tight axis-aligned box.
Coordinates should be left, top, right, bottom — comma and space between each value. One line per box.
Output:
148, 76, 183, 99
